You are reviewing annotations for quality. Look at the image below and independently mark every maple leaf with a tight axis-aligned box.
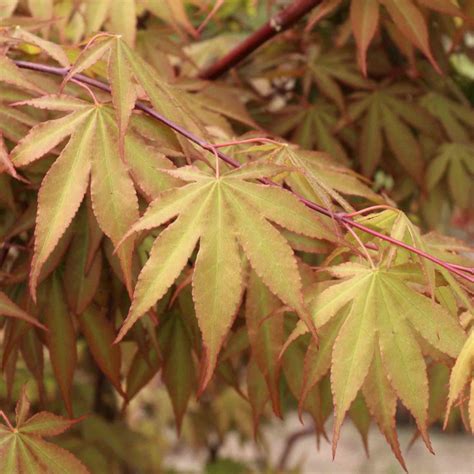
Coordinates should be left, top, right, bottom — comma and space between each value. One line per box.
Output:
10, 98, 139, 296
252, 142, 382, 212
0, 290, 46, 330
305, 0, 462, 75
147, 0, 199, 39
63, 36, 206, 144
293, 261, 466, 467
353, 209, 437, 293
0, 55, 44, 95
115, 163, 332, 391
421, 233, 474, 313
0, 387, 89, 473
380, 0, 441, 73
0, 97, 38, 143
445, 329, 474, 433
271, 102, 351, 164
68, 0, 135, 45
158, 310, 195, 432
305, 48, 374, 110
282, 323, 334, 438
0, 131, 26, 181
245, 270, 283, 416
420, 92, 474, 143
350, 0, 379, 76
348, 83, 440, 181
426, 143, 474, 209
11, 28, 70, 67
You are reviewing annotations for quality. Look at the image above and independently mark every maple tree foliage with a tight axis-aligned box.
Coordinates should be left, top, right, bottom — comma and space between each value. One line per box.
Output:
0, 0, 473, 472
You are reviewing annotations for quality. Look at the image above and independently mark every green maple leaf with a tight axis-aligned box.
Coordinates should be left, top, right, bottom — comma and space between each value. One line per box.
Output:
420, 92, 474, 143
426, 143, 474, 209
0, 388, 88, 473
116, 163, 332, 391
271, 101, 350, 164
348, 83, 439, 181
354, 208, 436, 292
306, 48, 373, 110
294, 261, 466, 466
10, 98, 140, 296
355, 209, 473, 305
252, 142, 382, 212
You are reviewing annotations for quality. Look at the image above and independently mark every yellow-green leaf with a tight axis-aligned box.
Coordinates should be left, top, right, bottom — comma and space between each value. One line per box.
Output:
90, 111, 139, 294
193, 184, 243, 392
445, 331, 474, 423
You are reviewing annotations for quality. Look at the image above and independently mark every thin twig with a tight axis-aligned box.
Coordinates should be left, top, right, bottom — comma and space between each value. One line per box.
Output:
198, 0, 323, 80
343, 222, 375, 269
197, 0, 225, 35
12, 59, 474, 284
344, 205, 396, 218
70, 78, 100, 105
277, 426, 315, 471
212, 137, 283, 148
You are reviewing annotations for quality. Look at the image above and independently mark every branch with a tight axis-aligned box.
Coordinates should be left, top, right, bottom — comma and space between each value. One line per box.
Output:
277, 426, 314, 471
198, 0, 323, 80
12, 59, 474, 284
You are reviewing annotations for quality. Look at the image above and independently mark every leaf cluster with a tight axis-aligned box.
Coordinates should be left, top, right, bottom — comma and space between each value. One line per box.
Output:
0, 1, 473, 472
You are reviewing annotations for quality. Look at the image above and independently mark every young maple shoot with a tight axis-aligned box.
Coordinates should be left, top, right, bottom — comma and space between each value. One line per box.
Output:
0, 1, 473, 472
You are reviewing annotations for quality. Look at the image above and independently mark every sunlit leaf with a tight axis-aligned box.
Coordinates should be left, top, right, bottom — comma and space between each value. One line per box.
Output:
117, 168, 331, 388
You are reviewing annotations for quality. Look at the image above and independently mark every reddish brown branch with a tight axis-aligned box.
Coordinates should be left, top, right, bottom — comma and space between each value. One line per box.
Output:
198, 0, 323, 80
